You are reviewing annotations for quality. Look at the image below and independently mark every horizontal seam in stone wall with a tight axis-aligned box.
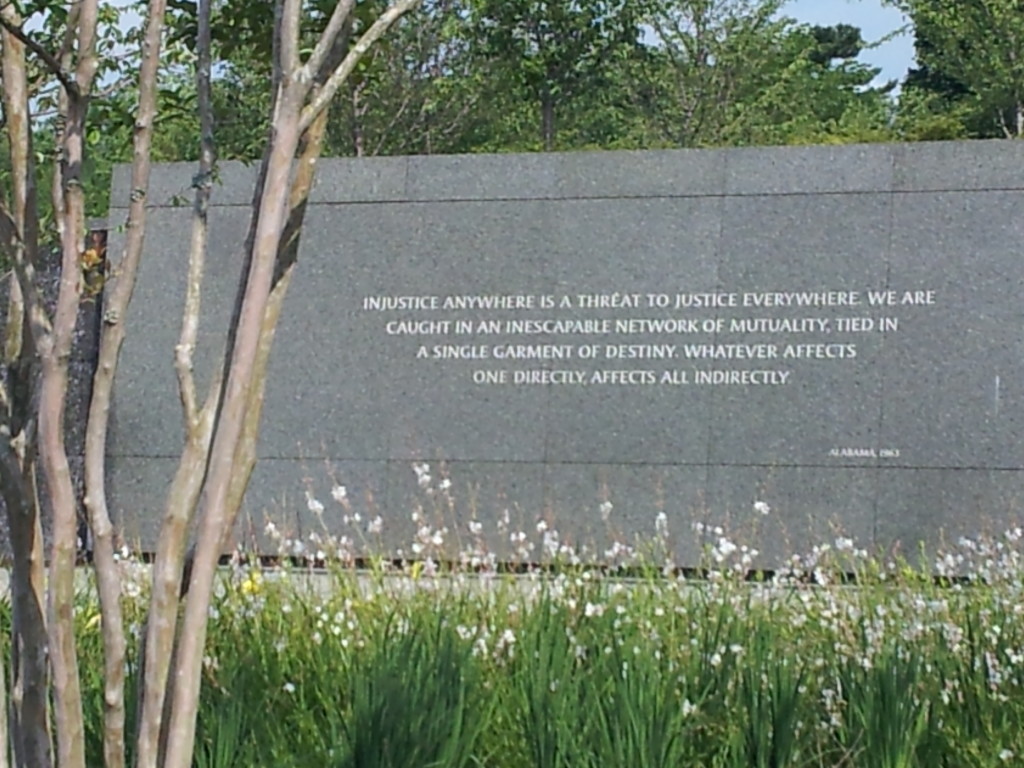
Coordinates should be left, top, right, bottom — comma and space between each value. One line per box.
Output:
104, 185, 1024, 213
108, 454, 1024, 471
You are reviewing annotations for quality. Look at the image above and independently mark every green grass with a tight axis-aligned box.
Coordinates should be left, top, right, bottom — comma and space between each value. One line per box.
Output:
7, 515, 1024, 767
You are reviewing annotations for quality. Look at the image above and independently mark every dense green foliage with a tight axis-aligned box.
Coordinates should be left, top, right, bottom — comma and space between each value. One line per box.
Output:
197, 0, 898, 155
14, 527, 1024, 768
889, 0, 1024, 139
5, 0, 1023, 233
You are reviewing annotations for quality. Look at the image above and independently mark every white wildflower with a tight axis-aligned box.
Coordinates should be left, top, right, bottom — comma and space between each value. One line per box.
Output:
305, 492, 324, 515
753, 500, 770, 515
331, 484, 348, 503
413, 462, 432, 488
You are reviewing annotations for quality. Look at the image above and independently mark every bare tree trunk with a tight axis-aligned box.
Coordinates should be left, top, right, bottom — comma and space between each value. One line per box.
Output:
160, 82, 305, 768
41, 4, 101, 767
224, 97, 333, 526
145, 73, 281, 768
40, 143, 87, 768
0, 8, 52, 767
221, 1, 422, 533
80, 1, 167, 766
177, 2, 350, 578
132, 0, 215, 764
0, 461, 49, 768
153, 4, 421, 767
137, 394, 219, 768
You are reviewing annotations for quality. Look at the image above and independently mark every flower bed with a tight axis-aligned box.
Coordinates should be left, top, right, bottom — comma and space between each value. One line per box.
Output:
35, 504, 1024, 768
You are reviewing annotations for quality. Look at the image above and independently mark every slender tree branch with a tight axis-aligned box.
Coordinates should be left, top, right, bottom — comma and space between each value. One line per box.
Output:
161, 85, 305, 768
270, 0, 284, 96
0, 12, 78, 96
223, 69, 336, 553
133, 1, 212, 763
174, 35, 215, 426
300, 0, 356, 88
58, 0, 83, 65
0, 10, 52, 765
300, 0, 422, 132
280, 0, 302, 80
81, 0, 169, 762
45, 0, 102, 764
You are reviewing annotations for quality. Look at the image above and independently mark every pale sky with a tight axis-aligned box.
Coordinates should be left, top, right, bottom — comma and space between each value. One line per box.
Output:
785, 0, 915, 86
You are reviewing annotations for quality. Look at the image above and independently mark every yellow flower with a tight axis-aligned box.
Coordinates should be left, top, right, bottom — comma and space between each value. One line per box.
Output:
240, 571, 263, 596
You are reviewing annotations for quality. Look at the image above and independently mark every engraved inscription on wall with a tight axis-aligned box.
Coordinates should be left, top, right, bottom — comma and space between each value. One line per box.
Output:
362, 287, 938, 389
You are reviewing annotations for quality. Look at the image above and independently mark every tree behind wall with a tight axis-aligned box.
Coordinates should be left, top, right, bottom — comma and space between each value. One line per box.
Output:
634, 0, 894, 148
891, 0, 1024, 139
468, 0, 648, 151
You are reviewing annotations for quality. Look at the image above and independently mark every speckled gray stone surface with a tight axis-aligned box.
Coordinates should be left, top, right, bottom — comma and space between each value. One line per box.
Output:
96, 140, 1024, 566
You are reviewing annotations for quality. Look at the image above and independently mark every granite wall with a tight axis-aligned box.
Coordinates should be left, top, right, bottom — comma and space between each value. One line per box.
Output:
104, 140, 1024, 565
